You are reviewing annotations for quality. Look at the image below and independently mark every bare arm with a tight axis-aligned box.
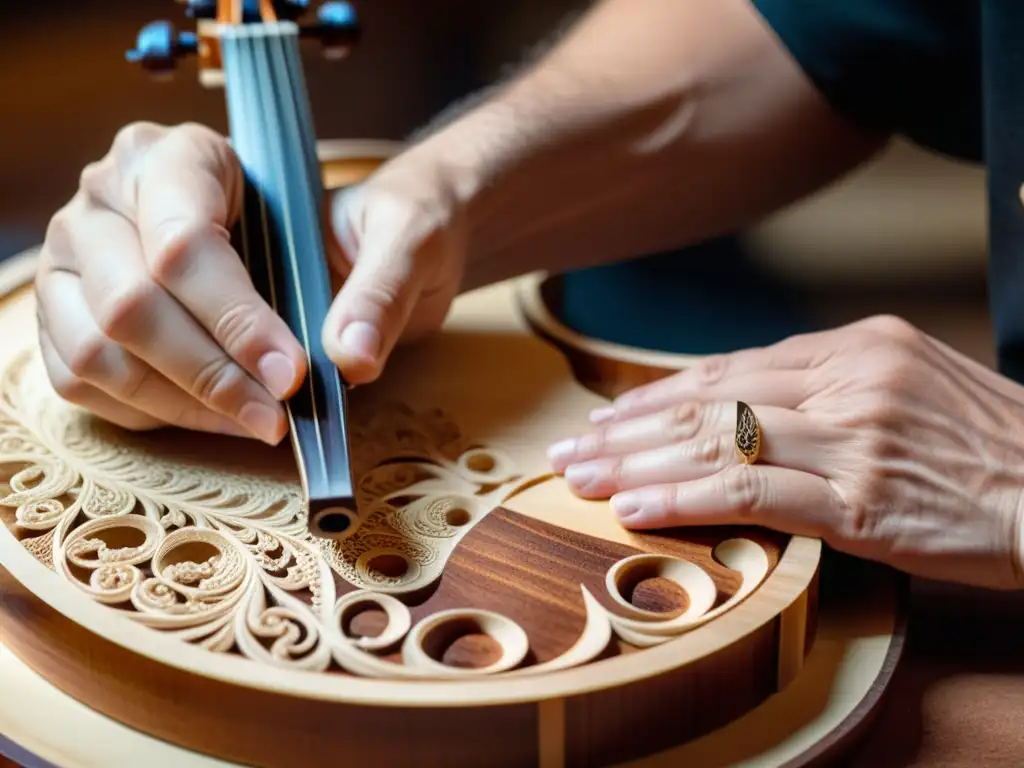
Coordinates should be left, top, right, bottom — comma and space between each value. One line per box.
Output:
392, 0, 888, 290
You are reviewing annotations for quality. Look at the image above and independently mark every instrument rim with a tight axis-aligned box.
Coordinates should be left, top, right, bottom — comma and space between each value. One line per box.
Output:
0, 245, 823, 707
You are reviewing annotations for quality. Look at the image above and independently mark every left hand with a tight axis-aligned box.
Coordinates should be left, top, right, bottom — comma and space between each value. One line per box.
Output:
546, 315, 1024, 590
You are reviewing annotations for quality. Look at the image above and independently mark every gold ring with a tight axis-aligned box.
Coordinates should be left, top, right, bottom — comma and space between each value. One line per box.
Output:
735, 401, 761, 465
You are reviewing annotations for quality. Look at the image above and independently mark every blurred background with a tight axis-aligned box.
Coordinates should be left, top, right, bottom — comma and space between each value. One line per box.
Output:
0, 0, 993, 360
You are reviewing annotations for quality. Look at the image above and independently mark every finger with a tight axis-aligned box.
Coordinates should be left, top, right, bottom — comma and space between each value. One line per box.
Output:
610, 464, 844, 540
69, 204, 288, 444
321, 212, 431, 385
133, 126, 307, 401
590, 368, 812, 425
550, 400, 736, 472
38, 322, 164, 432
36, 268, 251, 438
560, 404, 846, 498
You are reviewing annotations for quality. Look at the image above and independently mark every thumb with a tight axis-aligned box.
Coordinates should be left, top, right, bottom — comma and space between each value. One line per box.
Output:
322, 223, 430, 385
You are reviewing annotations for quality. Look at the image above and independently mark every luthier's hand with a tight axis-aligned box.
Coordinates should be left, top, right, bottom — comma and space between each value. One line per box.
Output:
547, 316, 1024, 590
321, 156, 467, 385
35, 122, 307, 445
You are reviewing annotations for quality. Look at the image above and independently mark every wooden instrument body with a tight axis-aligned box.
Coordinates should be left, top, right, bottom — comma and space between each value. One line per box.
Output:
1, 47, 916, 747
0, 143, 839, 767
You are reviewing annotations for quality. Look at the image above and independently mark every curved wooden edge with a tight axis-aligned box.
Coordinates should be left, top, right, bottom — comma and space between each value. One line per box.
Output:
0, 509, 820, 707
0, 733, 59, 768
0, 243, 823, 707
0, 558, 905, 768
781, 570, 910, 768
514, 273, 705, 400
513, 268, 909, 764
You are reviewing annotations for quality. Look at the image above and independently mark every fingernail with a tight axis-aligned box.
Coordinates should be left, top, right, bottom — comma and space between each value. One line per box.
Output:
589, 407, 614, 424
546, 438, 576, 469
338, 321, 380, 361
258, 351, 298, 399
564, 463, 598, 492
611, 493, 640, 520
238, 401, 283, 445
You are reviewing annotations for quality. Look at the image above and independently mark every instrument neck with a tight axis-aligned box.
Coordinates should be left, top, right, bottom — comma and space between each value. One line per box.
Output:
218, 20, 357, 535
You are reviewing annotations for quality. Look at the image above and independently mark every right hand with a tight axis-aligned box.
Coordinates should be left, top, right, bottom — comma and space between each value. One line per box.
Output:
35, 122, 308, 444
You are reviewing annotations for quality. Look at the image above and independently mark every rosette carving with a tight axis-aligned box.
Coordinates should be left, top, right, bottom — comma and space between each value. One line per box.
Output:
0, 348, 776, 678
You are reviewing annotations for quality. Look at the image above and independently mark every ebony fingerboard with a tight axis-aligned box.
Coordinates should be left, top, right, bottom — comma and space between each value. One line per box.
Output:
219, 21, 356, 536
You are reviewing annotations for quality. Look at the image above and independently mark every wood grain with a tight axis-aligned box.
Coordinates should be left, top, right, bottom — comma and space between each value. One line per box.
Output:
390, 508, 787, 665
0, 147, 838, 767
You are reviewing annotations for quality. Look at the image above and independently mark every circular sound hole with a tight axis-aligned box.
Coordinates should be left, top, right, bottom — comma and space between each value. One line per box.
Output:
367, 553, 409, 580
316, 508, 353, 534
627, 576, 689, 615
445, 507, 471, 527
421, 618, 504, 669
466, 452, 495, 473
342, 602, 389, 639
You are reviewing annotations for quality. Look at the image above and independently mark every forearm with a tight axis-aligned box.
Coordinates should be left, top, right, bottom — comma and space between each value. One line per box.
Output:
397, 0, 887, 289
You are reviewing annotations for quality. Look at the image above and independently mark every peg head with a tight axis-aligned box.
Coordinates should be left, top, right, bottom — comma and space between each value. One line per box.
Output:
303, 1, 360, 59
125, 21, 198, 77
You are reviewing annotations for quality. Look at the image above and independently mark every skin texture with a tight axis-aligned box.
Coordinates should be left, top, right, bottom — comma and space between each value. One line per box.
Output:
34, 0, 1024, 588
546, 317, 1024, 590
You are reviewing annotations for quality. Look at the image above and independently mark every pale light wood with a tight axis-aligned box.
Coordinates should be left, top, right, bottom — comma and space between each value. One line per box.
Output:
0, 141, 903, 768
0, 557, 903, 768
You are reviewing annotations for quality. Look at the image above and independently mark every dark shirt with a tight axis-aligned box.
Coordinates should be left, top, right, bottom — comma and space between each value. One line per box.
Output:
559, 1, 1024, 383
750, 0, 982, 163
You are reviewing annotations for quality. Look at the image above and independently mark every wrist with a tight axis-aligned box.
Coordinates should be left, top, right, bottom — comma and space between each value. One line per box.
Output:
394, 69, 690, 291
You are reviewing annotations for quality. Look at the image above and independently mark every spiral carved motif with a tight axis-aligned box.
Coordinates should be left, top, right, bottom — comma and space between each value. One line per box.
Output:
0, 349, 772, 678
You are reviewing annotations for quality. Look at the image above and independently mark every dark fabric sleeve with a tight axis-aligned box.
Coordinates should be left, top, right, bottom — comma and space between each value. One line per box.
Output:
749, 0, 982, 161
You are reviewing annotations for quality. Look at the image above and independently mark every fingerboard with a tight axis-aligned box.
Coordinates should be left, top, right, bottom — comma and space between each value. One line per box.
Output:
219, 21, 357, 538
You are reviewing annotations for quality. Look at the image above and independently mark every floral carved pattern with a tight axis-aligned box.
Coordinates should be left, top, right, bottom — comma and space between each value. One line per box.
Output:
0, 348, 771, 679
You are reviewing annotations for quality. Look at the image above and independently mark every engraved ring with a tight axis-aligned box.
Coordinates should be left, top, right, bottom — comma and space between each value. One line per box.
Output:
734, 401, 761, 465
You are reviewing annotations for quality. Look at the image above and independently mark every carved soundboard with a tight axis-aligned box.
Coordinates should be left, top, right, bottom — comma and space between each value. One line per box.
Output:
0, 145, 903, 768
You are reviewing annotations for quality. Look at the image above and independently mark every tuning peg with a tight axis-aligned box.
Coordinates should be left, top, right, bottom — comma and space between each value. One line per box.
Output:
181, 0, 217, 19
125, 21, 198, 77
303, 1, 360, 59
302, 1, 360, 59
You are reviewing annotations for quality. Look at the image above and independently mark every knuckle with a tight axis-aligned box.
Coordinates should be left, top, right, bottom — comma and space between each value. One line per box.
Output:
43, 204, 75, 251
65, 334, 114, 380
175, 121, 227, 149
605, 457, 626, 490
356, 281, 407, 327
190, 356, 246, 407
858, 342, 918, 393
842, 479, 884, 541
862, 426, 906, 463
111, 121, 167, 157
46, 364, 90, 404
719, 466, 768, 516
858, 314, 921, 344
96, 280, 160, 341
78, 159, 112, 199
111, 362, 152, 404
147, 220, 218, 283
576, 429, 608, 460
695, 355, 729, 386
691, 433, 728, 468
666, 402, 704, 440
212, 301, 262, 356
167, 122, 237, 172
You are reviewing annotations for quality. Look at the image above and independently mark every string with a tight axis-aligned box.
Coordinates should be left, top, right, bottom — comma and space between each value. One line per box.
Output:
219, 21, 352, 506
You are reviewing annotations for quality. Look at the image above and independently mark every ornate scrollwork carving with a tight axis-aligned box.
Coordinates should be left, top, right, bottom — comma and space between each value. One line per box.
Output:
0, 348, 772, 678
